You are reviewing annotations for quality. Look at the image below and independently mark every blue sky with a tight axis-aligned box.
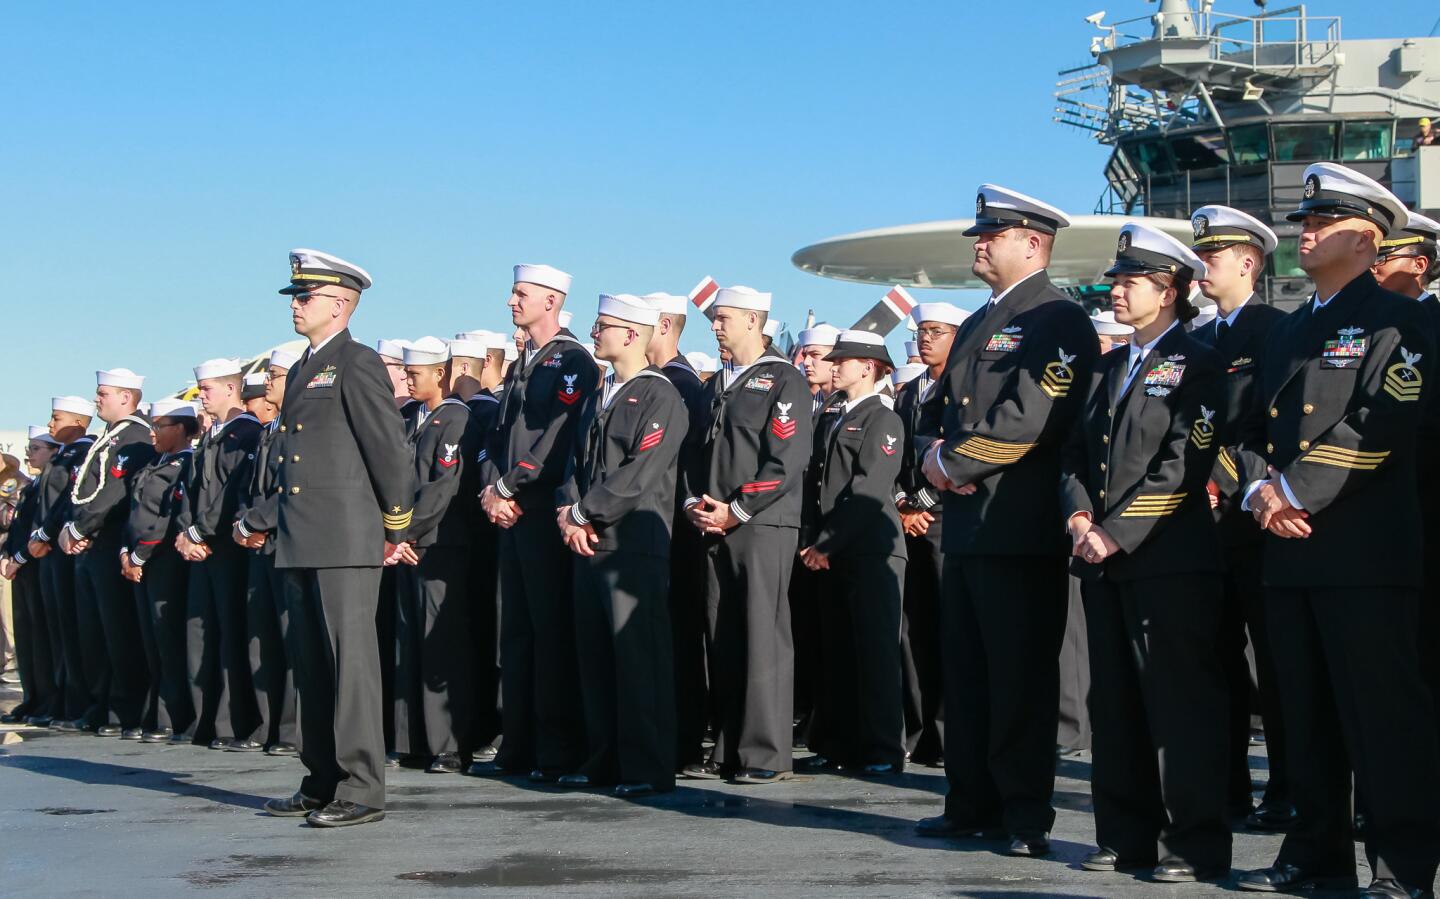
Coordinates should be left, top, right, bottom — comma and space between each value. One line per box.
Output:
2, 0, 1433, 425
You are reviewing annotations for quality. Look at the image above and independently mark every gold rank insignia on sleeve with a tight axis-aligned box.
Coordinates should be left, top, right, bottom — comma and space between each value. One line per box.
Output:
1217, 447, 1238, 482
1299, 445, 1390, 470
383, 507, 413, 529
1040, 349, 1076, 399
1383, 348, 1423, 402
952, 435, 1037, 465
1119, 492, 1187, 517
1189, 405, 1217, 450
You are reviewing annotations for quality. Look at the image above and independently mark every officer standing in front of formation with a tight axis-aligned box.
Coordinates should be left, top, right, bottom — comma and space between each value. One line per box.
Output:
448, 330, 508, 766
177, 358, 262, 751
556, 293, 688, 795
232, 349, 302, 757
477, 264, 598, 782
798, 329, 907, 775
24, 397, 95, 731
683, 286, 812, 784
0, 427, 61, 725
915, 184, 1098, 856
58, 368, 156, 739
1371, 210, 1440, 734
1232, 164, 1440, 898
1187, 204, 1294, 831
1062, 224, 1230, 883
894, 303, 963, 767
261, 248, 414, 828
123, 398, 200, 743
391, 337, 477, 775
640, 293, 711, 774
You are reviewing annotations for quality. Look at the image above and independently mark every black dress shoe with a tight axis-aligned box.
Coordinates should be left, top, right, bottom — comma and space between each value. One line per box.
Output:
557, 774, 592, 787
266, 742, 298, 757
96, 725, 122, 737
1153, 861, 1227, 883
209, 737, 233, 750
801, 755, 840, 771
1237, 864, 1357, 892
858, 762, 901, 776
528, 769, 560, 784
472, 742, 499, 764
1006, 832, 1050, 857
228, 739, 263, 752
263, 792, 325, 817
169, 732, 193, 744
466, 760, 513, 777
915, 815, 998, 838
1246, 802, 1298, 832
120, 728, 143, 740
306, 800, 385, 828
614, 782, 656, 797
0, 712, 21, 724
27, 715, 53, 727
427, 753, 462, 774
680, 761, 722, 780
1363, 878, 1434, 898
732, 768, 790, 784
1081, 848, 1157, 872
141, 729, 173, 744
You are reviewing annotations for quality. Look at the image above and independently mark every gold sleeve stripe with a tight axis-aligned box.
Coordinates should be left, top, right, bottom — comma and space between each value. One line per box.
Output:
953, 435, 1038, 465
1126, 492, 1187, 503
383, 511, 413, 529
1218, 448, 1238, 482
1301, 445, 1390, 470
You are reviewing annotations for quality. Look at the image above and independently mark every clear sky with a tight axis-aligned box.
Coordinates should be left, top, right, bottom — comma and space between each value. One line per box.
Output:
2, 0, 1433, 425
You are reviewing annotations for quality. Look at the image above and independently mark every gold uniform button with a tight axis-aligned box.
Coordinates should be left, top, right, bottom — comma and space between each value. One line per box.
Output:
296, 423, 304, 431
1299, 440, 1311, 451
961, 397, 970, 406
1302, 403, 1314, 414
1101, 434, 1109, 444
1099, 462, 1107, 472
276, 485, 283, 494
279, 425, 287, 432
1269, 407, 1278, 418
1098, 489, 1106, 499
290, 486, 301, 495
291, 455, 300, 463
1266, 442, 1275, 453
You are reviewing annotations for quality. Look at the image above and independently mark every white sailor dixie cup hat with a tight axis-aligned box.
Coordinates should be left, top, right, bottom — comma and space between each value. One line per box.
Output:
51, 396, 96, 418
1190, 205, 1279, 256
892, 363, 927, 386
713, 285, 772, 312
824, 329, 894, 367
1378, 211, 1440, 260
762, 320, 780, 338
597, 293, 661, 326
241, 372, 268, 400
194, 358, 242, 382
280, 248, 373, 295
797, 323, 841, 348
964, 184, 1072, 237
96, 367, 145, 389
911, 302, 969, 326
640, 293, 689, 317
375, 338, 410, 361
904, 341, 919, 358
513, 264, 573, 295
150, 398, 197, 419
28, 425, 60, 444
402, 337, 451, 366
1106, 223, 1207, 281
1286, 162, 1407, 236
1091, 310, 1136, 337
268, 348, 300, 370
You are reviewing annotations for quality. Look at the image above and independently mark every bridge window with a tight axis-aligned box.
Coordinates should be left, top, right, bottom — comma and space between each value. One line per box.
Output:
1341, 121, 1393, 161
1272, 122, 1337, 162
1227, 124, 1269, 165
1169, 132, 1229, 170
1128, 138, 1174, 175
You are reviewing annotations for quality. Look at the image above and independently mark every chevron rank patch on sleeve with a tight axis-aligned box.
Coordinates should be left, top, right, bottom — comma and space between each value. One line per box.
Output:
1189, 405, 1216, 450
1040, 348, 1076, 399
1384, 348, 1423, 402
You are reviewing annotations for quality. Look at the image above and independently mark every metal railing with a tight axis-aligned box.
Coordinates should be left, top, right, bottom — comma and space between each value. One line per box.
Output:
1095, 5, 1341, 71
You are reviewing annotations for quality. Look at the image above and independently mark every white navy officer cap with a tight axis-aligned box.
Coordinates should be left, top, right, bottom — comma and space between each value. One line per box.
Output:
1106, 223, 1207, 282
1287, 162, 1407, 236
513, 264, 573, 295
641, 293, 689, 317
375, 339, 409, 361
1191, 205, 1279, 256
762, 320, 780, 339
893, 363, 927, 386
685, 351, 719, 373
28, 425, 60, 445
51, 396, 96, 418
96, 367, 145, 389
403, 337, 451, 366
194, 358, 242, 382
964, 184, 1072, 237
597, 293, 661, 327
269, 348, 300, 370
713, 286, 772, 312
904, 341, 919, 358
1378, 210, 1440, 259
150, 398, 197, 419
241, 372, 268, 400
824, 329, 894, 367
797, 323, 841, 348
911, 302, 968, 327
1091, 310, 1135, 337
280, 248, 373, 295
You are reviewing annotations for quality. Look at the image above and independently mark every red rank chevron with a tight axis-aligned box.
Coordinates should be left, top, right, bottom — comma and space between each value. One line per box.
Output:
771, 417, 797, 440
557, 389, 580, 405
637, 427, 665, 452
740, 480, 781, 494
437, 458, 459, 468
516, 460, 537, 471
110, 465, 125, 477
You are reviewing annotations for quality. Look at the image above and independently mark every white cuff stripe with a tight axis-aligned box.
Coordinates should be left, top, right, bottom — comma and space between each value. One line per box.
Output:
730, 501, 752, 523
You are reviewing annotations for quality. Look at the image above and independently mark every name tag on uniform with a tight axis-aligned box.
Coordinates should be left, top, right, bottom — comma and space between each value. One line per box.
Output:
307, 365, 337, 388
1322, 328, 1366, 368
984, 333, 1022, 353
